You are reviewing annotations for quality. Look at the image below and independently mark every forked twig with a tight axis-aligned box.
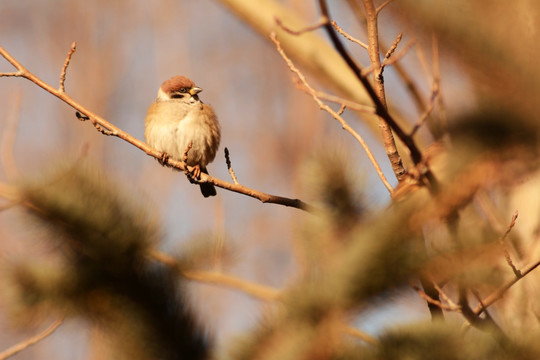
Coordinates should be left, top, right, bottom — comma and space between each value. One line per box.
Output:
474, 259, 540, 316
270, 32, 393, 194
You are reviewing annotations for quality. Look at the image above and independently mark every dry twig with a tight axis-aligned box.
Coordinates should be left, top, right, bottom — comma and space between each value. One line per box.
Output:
498, 211, 521, 277
331, 20, 368, 49
376, 0, 394, 14
0, 319, 63, 360
411, 282, 461, 311
150, 250, 377, 344
474, 259, 540, 316
318, 0, 438, 192
275, 16, 328, 35
59, 42, 76, 93
292, 78, 375, 114
224, 147, 239, 185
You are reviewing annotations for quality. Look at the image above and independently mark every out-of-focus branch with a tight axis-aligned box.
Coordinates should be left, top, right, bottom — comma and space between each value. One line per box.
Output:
0, 319, 63, 360
474, 258, 540, 316
0, 45, 315, 213
150, 249, 377, 344
271, 33, 394, 194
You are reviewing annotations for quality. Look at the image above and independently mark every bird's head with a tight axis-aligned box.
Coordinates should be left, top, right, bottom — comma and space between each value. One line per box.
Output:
157, 75, 202, 104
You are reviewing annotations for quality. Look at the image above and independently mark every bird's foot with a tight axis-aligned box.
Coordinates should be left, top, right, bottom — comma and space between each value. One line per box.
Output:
186, 164, 202, 184
158, 152, 169, 166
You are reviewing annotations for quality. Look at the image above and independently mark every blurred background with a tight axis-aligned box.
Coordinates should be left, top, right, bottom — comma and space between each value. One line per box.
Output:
1, 0, 539, 359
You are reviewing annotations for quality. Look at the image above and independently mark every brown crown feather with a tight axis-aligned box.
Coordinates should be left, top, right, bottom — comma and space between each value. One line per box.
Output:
160, 76, 196, 94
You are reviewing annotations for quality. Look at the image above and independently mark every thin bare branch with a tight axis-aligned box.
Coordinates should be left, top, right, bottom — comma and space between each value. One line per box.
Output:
361, 0, 406, 182
376, 0, 394, 14
383, 33, 402, 62
0, 319, 63, 360
59, 42, 76, 93
432, 33, 448, 138
342, 326, 378, 345
271, 32, 394, 194
434, 282, 461, 310
275, 16, 328, 36
498, 211, 521, 277
381, 39, 416, 70
0, 45, 314, 213
224, 147, 239, 185
292, 78, 375, 114
411, 282, 461, 311
345, 0, 428, 117
474, 259, 540, 316
331, 20, 368, 49
149, 250, 280, 301
409, 83, 439, 136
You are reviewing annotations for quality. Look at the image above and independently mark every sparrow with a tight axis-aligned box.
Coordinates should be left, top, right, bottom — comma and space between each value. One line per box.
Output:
145, 76, 221, 197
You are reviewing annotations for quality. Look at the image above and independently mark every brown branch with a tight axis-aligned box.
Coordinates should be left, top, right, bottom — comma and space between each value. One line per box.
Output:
149, 250, 280, 301
498, 211, 521, 277
271, 32, 394, 194
292, 78, 375, 114
409, 82, 439, 136
383, 33, 402, 64
381, 39, 416, 70
361, 0, 406, 182
375, 0, 394, 14
458, 285, 507, 341
59, 42, 76, 93
411, 281, 460, 311
330, 20, 368, 49
0, 319, 63, 360
224, 147, 239, 185
0, 45, 314, 213
275, 16, 328, 35
434, 282, 460, 310
474, 259, 540, 315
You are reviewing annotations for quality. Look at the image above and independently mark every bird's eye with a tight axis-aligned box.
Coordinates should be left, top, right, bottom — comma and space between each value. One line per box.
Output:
179, 87, 188, 93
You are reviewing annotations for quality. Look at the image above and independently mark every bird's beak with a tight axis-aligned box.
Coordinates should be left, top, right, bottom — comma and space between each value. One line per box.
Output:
189, 87, 202, 96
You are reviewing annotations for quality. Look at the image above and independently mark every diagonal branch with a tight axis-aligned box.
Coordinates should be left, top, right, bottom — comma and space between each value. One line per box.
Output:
0, 45, 314, 213
0, 319, 63, 360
